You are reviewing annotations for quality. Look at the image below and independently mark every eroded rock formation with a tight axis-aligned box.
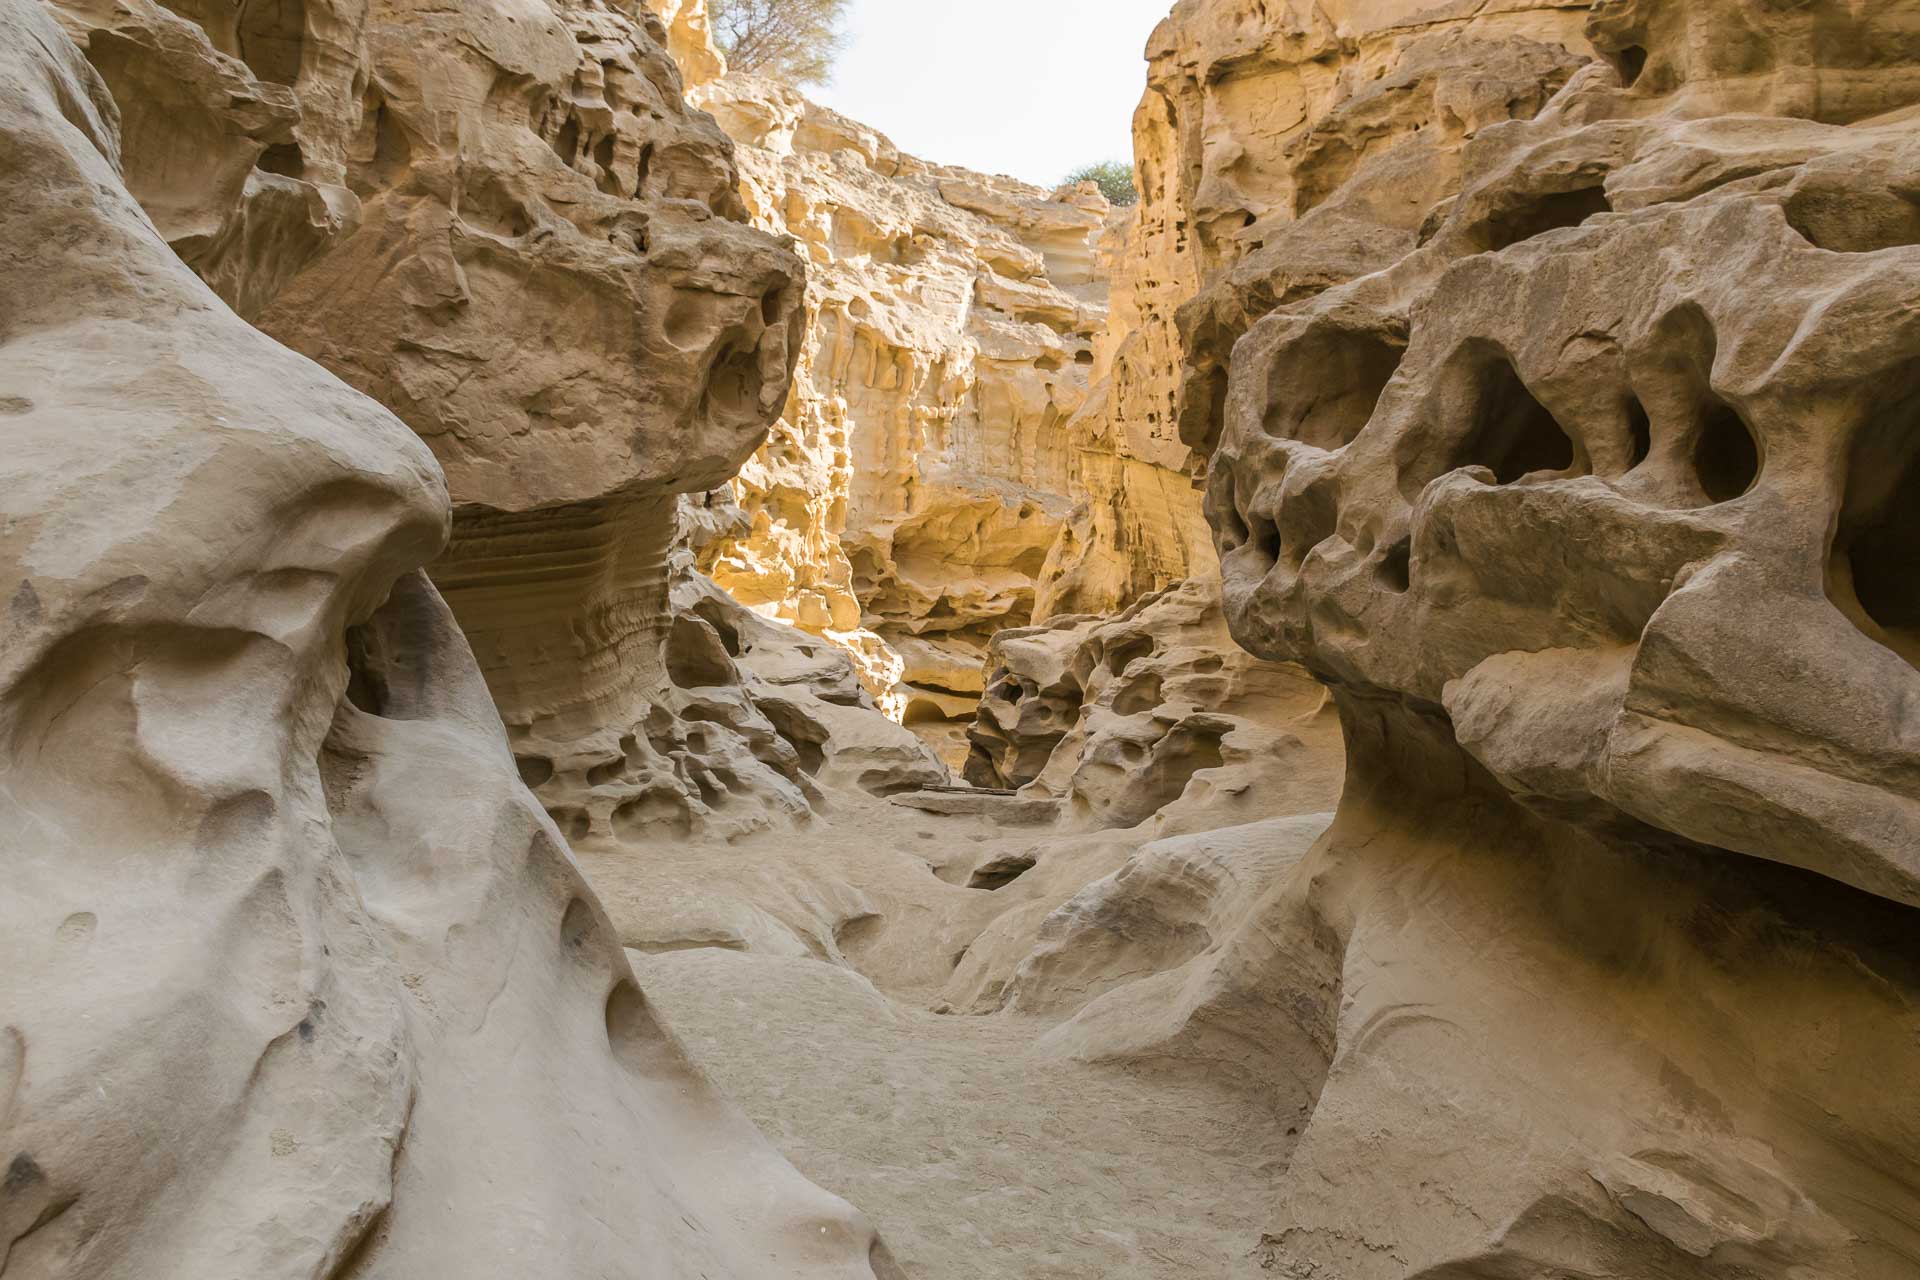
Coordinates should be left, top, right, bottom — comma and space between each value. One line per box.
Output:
0, 3, 900, 1273
1163, 0, 1920, 1274
46, 0, 945, 841
690, 74, 1115, 759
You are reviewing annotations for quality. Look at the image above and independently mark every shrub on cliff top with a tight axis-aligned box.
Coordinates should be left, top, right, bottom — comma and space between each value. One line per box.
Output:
1065, 160, 1138, 207
710, 0, 850, 87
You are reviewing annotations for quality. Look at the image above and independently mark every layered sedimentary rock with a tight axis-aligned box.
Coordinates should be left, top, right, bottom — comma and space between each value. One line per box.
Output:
48, 0, 943, 838
690, 75, 1114, 756
0, 4, 900, 1273
1116, 0, 1920, 1274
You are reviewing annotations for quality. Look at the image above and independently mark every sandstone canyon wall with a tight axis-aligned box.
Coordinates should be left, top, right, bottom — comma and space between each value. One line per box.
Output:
686, 75, 1117, 761
44, 0, 945, 846
1048, 0, 1920, 1275
0, 0, 903, 1273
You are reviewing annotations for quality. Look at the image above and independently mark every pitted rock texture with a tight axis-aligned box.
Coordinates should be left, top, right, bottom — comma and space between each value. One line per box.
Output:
0, 5, 899, 1274
964, 579, 1340, 834
1046, 0, 1597, 624
689, 74, 1115, 757
1186, 0, 1920, 1274
45, 0, 947, 840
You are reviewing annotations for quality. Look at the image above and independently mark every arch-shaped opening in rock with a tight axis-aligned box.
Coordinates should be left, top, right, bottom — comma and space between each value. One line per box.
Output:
1693, 400, 1761, 503
516, 754, 556, 788
1477, 184, 1612, 253
1110, 670, 1164, 716
1612, 45, 1649, 89
1262, 325, 1404, 451
1829, 380, 1920, 668
1459, 354, 1578, 483
1624, 395, 1653, 469
235, 0, 305, 86
1376, 536, 1411, 594
665, 614, 736, 689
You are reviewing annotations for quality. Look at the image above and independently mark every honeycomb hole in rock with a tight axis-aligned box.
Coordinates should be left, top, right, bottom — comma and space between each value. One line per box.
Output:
613, 787, 693, 839
1279, 482, 1340, 569
704, 343, 764, 421
1692, 400, 1761, 503
1460, 354, 1579, 484
515, 754, 555, 788
341, 580, 443, 721
666, 615, 736, 689
1625, 395, 1653, 469
1102, 634, 1153, 678
1829, 384, 1920, 667
1479, 185, 1612, 252
350, 96, 412, 198
1784, 185, 1920, 254
1263, 327, 1404, 451
903, 695, 958, 725
1613, 44, 1649, 89
967, 852, 1037, 891
591, 132, 618, 195
1376, 536, 1412, 594
236, 0, 304, 86
258, 142, 304, 179
1111, 670, 1165, 716
550, 806, 591, 843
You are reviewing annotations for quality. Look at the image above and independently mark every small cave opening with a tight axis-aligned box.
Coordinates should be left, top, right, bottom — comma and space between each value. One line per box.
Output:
349, 97, 412, 198
1263, 326, 1404, 451
1376, 536, 1411, 594
1478, 185, 1612, 253
1102, 634, 1154, 678
1458, 354, 1578, 484
903, 698, 954, 725
515, 754, 555, 788
1110, 670, 1165, 716
258, 142, 305, 179
551, 115, 581, 169
1693, 400, 1761, 503
967, 852, 1037, 891
665, 615, 736, 689
1625, 395, 1653, 469
1829, 381, 1920, 668
1613, 45, 1649, 89
236, 0, 305, 86
704, 345, 764, 421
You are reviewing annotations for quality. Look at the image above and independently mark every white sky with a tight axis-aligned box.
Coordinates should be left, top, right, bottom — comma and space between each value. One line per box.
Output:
807, 0, 1173, 188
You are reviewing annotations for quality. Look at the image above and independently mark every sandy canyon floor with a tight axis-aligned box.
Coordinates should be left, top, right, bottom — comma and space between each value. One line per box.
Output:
577, 795, 1310, 1278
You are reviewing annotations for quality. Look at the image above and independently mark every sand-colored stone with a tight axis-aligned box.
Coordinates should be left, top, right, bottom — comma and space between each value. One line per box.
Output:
1187, 1, 1920, 1274
47, 0, 948, 840
690, 74, 1115, 753
0, 4, 899, 1273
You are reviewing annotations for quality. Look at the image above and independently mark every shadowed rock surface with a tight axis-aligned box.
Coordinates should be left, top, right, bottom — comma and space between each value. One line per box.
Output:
0, 1, 899, 1273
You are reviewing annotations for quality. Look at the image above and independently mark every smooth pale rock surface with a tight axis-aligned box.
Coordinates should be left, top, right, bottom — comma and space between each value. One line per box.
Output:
0, 3, 897, 1274
690, 74, 1116, 754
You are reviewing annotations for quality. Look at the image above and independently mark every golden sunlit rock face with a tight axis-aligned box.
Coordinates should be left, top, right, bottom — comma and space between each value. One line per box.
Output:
688, 73, 1118, 763
7, 0, 1920, 1277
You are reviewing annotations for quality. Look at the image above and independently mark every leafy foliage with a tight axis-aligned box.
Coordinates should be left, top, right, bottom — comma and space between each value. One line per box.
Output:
1065, 160, 1138, 207
709, 0, 851, 86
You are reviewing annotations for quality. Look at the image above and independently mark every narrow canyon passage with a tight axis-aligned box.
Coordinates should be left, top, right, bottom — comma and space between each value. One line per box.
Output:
6, 0, 1920, 1277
